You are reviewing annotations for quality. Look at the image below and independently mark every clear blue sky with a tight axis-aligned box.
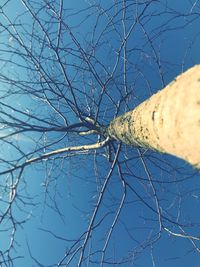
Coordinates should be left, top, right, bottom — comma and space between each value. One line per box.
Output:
0, 1, 199, 266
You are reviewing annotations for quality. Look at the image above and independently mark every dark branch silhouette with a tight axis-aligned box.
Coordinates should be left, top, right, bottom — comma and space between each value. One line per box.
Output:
0, 0, 199, 266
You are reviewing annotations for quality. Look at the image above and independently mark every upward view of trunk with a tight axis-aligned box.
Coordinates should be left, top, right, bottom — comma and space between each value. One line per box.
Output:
108, 65, 200, 168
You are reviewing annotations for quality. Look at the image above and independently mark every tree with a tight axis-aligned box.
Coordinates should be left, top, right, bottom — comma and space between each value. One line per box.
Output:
0, 1, 199, 266
108, 65, 200, 168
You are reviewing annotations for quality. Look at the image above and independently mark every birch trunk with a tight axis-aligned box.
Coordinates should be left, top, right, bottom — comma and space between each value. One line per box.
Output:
108, 65, 200, 168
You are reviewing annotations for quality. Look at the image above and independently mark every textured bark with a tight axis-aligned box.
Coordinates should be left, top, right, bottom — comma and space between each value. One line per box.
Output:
108, 65, 200, 168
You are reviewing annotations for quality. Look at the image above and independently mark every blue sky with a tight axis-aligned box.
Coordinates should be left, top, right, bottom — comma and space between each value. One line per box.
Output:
0, 0, 200, 266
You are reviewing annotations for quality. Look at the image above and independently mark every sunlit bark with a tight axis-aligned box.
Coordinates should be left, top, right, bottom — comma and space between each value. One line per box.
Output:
0, 1, 200, 266
108, 65, 200, 168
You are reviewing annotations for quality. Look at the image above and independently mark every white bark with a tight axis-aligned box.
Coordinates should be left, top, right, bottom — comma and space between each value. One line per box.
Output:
108, 65, 200, 168
26, 137, 110, 164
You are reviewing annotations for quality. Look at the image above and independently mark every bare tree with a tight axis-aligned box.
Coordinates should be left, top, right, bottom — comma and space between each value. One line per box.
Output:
0, 0, 199, 266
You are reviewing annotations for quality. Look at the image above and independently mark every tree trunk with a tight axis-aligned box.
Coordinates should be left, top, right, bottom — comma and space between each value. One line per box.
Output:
108, 65, 200, 168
